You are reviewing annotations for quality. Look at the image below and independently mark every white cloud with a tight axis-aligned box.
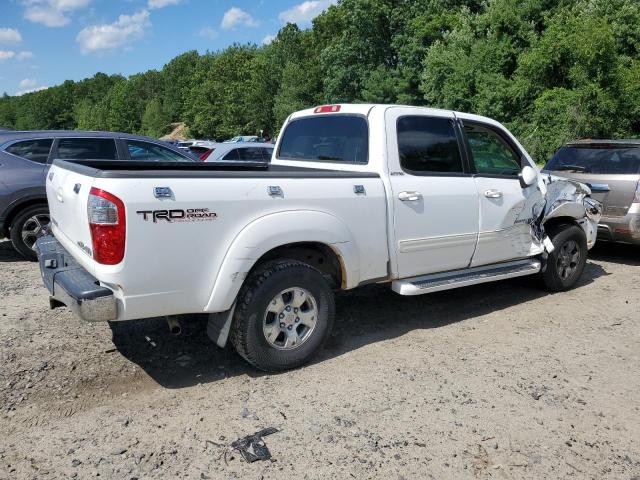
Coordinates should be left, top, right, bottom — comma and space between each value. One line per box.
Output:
278, 0, 336, 25
76, 10, 150, 54
0, 28, 22, 44
148, 0, 182, 8
16, 85, 48, 96
16, 51, 35, 60
262, 34, 275, 45
22, 0, 91, 27
19, 78, 37, 89
0, 51, 16, 61
198, 26, 218, 40
221, 7, 258, 30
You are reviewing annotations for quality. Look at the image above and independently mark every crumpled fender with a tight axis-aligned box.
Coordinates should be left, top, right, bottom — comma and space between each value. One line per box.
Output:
540, 175, 603, 247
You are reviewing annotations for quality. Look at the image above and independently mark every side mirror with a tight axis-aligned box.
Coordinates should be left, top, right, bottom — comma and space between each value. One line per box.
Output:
519, 165, 538, 188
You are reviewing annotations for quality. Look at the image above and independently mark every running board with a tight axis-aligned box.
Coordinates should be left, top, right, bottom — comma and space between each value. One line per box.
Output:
392, 259, 541, 296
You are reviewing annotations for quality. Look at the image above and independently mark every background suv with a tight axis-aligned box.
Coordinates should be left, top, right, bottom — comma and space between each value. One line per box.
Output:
543, 139, 640, 245
0, 130, 193, 259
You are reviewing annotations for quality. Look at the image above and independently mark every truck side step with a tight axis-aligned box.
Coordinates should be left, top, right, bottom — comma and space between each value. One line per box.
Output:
392, 259, 541, 296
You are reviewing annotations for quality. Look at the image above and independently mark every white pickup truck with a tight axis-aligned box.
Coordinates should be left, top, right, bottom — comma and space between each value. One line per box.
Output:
36, 104, 601, 371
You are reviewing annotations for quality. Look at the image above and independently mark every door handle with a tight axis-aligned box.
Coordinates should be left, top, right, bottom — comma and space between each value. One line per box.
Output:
484, 189, 503, 199
398, 191, 422, 201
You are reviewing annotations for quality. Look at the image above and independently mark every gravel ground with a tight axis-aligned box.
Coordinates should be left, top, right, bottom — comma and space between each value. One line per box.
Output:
1, 238, 639, 479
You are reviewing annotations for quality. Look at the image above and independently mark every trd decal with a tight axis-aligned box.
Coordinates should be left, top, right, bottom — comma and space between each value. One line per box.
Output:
137, 208, 217, 223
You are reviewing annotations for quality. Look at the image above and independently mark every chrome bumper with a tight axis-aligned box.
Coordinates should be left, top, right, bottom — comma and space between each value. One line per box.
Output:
35, 235, 117, 322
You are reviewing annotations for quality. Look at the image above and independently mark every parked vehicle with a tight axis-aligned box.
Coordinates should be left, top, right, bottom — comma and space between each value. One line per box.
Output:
188, 141, 221, 160
225, 135, 260, 143
0, 130, 194, 259
176, 140, 195, 152
200, 143, 274, 162
543, 139, 640, 245
36, 104, 601, 371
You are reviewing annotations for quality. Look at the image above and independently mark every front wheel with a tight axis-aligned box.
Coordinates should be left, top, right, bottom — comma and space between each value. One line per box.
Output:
540, 223, 588, 292
230, 260, 335, 372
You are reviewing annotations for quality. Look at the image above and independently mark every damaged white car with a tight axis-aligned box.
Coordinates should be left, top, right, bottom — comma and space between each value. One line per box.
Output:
37, 104, 601, 371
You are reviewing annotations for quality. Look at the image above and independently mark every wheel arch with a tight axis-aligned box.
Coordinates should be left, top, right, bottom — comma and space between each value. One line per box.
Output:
2, 195, 48, 237
204, 210, 360, 313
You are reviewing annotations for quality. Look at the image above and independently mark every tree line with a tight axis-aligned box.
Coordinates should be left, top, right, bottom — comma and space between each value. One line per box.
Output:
0, 0, 639, 162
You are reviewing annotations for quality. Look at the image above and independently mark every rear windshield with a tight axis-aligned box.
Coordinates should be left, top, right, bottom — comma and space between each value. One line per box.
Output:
546, 146, 640, 174
277, 115, 368, 164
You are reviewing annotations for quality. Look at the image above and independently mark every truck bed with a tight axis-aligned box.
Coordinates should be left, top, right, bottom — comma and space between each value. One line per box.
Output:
46, 159, 389, 320
53, 159, 380, 179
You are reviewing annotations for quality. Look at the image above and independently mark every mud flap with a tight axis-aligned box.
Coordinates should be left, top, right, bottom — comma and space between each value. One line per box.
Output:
207, 303, 236, 348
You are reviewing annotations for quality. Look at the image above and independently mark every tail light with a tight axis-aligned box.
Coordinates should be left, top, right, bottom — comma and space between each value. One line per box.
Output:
88, 187, 125, 265
199, 148, 214, 161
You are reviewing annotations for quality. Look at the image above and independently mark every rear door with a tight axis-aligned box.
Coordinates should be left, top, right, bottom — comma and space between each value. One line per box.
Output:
385, 108, 479, 278
462, 121, 541, 267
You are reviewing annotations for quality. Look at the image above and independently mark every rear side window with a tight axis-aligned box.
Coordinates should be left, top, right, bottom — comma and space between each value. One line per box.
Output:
397, 116, 463, 174
5, 139, 53, 164
223, 149, 239, 160
546, 146, 640, 174
127, 140, 192, 162
278, 115, 368, 164
464, 124, 521, 176
238, 147, 268, 161
57, 138, 117, 160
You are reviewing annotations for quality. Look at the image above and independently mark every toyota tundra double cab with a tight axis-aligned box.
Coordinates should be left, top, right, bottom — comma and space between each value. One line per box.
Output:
36, 104, 601, 371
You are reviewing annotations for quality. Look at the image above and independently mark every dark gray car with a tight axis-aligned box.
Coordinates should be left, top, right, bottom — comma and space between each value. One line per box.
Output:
0, 130, 194, 259
543, 139, 640, 245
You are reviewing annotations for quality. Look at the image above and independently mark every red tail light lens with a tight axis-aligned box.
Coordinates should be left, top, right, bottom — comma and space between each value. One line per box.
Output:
199, 148, 214, 161
314, 105, 341, 113
88, 187, 126, 265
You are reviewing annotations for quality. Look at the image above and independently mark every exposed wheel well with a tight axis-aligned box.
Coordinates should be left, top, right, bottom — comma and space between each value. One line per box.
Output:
543, 217, 581, 237
253, 242, 344, 288
3, 198, 48, 237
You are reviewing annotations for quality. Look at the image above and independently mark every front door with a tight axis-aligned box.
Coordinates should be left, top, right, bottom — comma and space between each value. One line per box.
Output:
461, 121, 542, 267
386, 108, 479, 278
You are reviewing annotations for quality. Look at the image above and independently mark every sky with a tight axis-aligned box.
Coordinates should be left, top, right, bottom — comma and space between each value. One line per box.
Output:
0, 0, 336, 95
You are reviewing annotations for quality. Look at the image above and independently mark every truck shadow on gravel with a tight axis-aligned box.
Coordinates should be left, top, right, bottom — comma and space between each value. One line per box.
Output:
0, 239, 29, 263
109, 260, 609, 389
588, 241, 640, 266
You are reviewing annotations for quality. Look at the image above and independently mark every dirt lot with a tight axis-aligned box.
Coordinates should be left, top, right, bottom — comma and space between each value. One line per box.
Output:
1, 238, 639, 479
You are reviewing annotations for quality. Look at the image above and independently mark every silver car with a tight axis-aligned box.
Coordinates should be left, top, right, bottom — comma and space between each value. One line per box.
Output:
543, 139, 640, 245
199, 143, 274, 163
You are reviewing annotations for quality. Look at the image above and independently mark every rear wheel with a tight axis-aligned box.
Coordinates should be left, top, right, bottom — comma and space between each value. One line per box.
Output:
230, 260, 335, 372
540, 223, 588, 292
9, 204, 50, 260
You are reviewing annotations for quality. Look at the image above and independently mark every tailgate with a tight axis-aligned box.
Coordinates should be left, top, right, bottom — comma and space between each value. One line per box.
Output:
46, 164, 95, 270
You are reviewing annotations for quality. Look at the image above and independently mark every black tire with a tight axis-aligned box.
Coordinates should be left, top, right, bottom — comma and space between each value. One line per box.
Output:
9, 204, 50, 260
540, 223, 588, 292
230, 259, 335, 372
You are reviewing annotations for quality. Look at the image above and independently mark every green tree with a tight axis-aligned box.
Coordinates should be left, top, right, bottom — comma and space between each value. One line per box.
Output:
141, 98, 170, 137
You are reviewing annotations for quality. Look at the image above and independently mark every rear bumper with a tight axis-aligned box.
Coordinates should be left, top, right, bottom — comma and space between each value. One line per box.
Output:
35, 235, 117, 322
597, 205, 640, 245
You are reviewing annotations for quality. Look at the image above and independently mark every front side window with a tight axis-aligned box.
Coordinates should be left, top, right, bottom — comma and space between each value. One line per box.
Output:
5, 139, 53, 164
126, 140, 192, 162
57, 138, 117, 160
465, 124, 521, 176
278, 115, 368, 164
397, 116, 463, 174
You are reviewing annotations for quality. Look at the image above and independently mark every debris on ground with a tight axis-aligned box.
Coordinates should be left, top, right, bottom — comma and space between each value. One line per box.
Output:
230, 428, 279, 463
